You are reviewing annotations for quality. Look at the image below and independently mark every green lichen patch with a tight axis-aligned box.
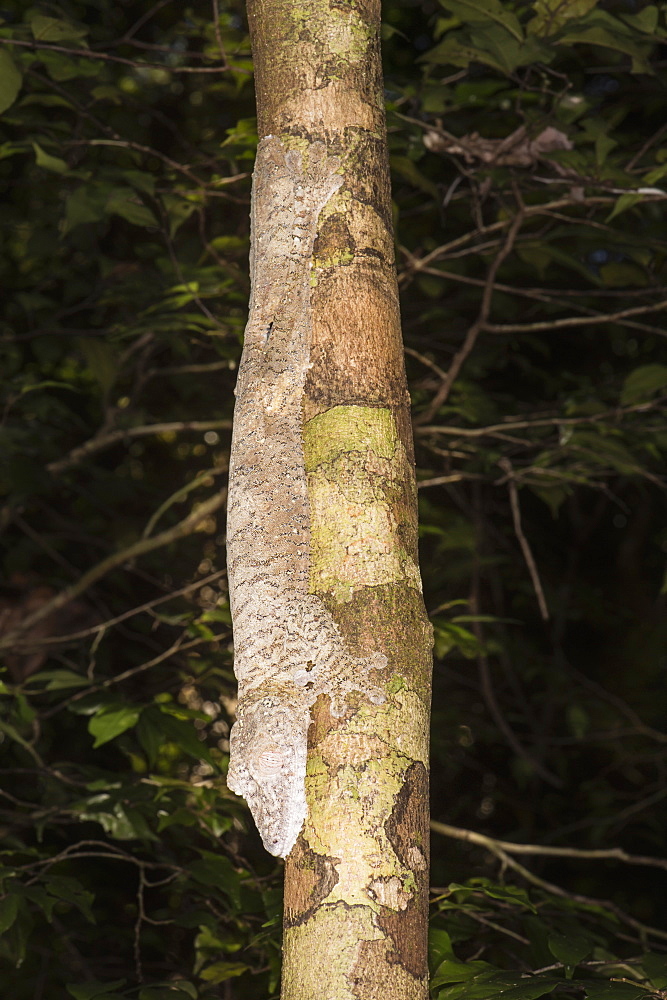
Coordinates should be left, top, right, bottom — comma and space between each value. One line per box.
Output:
326, 10, 374, 63
387, 673, 406, 695
303, 732, 416, 911
303, 406, 421, 601
347, 688, 430, 766
304, 405, 397, 471
313, 247, 355, 269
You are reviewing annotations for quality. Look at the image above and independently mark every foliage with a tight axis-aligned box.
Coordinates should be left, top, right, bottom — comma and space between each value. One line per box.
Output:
0, 0, 665, 996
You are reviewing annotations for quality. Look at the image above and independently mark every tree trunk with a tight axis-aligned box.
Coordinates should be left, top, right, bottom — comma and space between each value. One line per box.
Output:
226, 1, 433, 996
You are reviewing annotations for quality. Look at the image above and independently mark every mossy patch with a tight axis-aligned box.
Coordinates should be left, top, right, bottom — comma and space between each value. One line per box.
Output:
303, 406, 421, 601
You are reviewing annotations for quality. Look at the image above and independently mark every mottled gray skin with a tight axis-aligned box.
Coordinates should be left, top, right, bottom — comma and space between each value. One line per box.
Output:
226, 136, 386, 858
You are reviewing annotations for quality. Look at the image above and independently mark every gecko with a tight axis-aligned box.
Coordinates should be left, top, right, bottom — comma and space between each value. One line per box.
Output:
225, 136, 386, 858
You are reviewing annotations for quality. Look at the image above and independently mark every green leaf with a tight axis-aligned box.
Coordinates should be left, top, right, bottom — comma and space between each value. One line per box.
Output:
432, 959, 495, 988
91, 85, 123, 104
429, 927, 455, 967
143, 985, 197, 1000
20, 93, 74, 109
548, 932, 592, 966
619, 5, 659, 34
155, 708, 216, 765
569, 431, 641, 474
390, 155, 440, 199
447, 880, 536, 911
0, 893, 19, 933
106, 188, 157, 228
157, 807, 197, 832
75, 796, 157, 841
0, 50, 22, 115
32, 142, 68, 174
620, 364, 667, 405
47, 876, 95, 923
79, 338, 118, 396
0, 141, 25, 159
163, 194, 198, 237
424, 35, 510, 73
136, 709, 165, 766
199, 961, 249, 983
88, 705, 141, 748
567, 703, 590, 739
66, 981, 126, 1000
30, 669, 89, 691
642, 953, 667, 989
30, 14, 89, 43
190, 853, 242, 908
438, 0, 523, 40
437, 973, 563, 1000
599, 261, 648, 288
557, 14, 652, 72
22, 885, 58, 922
64, 184, 111, 232
527, 0, 598, 36
606, 192, 647, 222
583, 983, 648, 1000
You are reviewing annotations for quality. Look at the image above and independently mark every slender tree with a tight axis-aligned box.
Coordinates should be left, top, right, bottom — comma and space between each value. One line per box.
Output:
225, 0, 433, 996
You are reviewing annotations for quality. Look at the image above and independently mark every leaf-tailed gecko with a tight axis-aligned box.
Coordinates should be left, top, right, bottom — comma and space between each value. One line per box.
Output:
225, 136, 386, 858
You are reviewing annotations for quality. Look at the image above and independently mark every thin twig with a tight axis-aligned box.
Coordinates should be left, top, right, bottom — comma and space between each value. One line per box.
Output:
484, 299, 667, 336
417, 473, 484, 488
47, 420, 232, 475
415, 396, 667, 438
211, 0, 229, 68
0, 36, 237, 73
431, 820, 667, 941
498, 458, 549, 621
405, 265, 666, 337
469, 502, 562, 787
398, 196, 622, 283
404, 346, 448, 381
570, 666, 667, 744
414, 205, 525, 424
13, 569, 227, 650
0, 493, 226, 649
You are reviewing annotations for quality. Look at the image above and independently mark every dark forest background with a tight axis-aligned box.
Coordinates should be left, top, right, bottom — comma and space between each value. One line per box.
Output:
0, 0, 666, 996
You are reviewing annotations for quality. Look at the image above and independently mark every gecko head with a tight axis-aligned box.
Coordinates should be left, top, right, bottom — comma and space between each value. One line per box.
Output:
226, 703, 309, 858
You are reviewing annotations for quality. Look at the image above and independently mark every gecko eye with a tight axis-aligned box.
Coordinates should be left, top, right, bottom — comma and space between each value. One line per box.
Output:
255, 747, 284, 777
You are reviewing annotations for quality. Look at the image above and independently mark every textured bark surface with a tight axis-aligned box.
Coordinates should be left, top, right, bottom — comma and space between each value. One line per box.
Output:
227, 0, 433, 996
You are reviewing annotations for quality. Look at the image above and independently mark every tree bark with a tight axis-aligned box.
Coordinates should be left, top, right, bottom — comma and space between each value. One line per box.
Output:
227, 1, 433, 996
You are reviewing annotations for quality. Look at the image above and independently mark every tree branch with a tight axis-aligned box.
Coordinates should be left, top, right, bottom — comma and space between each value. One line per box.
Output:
0, 36, 238, 73
498, 458, 549, 621
415, 396, 667, 439
0, 492, 226, 649
431, 820, 667, 942
47, 420, 232, 475
414, 205, 525, 424
484, 299, 667, 336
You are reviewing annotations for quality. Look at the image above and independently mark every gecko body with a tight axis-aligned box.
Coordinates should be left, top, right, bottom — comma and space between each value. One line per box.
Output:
226, 137, 386, 857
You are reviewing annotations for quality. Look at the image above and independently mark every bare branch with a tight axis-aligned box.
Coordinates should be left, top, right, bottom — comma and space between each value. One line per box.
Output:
13, 569, 227, 649
47, 420, 232, 475
431, 820, 667, 941
415, 396, 667, 439
484, 299, 667, 336
414, 205, 525, 424
0, 36, 242, 73
0, 492, 226, 650
498, 458, 549, 621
